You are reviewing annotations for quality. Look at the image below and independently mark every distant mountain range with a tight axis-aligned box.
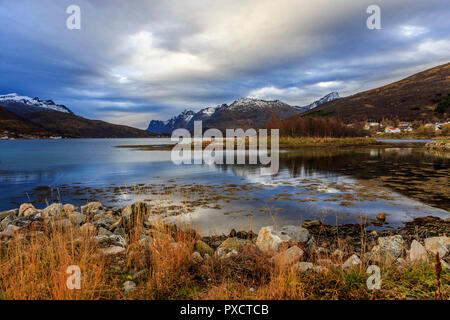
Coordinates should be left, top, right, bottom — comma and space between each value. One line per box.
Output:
303, 62, 450, 122
0, 94, 155, 138
147, 93, 340, 134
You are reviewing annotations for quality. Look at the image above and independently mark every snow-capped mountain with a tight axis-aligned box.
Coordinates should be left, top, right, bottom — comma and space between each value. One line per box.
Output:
146, 109, 196, 134
146, 93, 341, 134
0, 93, 73, 115
298, 92, 340, 111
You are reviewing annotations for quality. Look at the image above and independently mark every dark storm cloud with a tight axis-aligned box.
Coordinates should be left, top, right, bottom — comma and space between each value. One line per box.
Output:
0, 0, 449, 128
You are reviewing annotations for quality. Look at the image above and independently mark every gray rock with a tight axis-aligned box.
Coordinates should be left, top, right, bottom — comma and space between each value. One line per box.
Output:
343, 254, 361, 269
295, 262, 314, 272
274, 246, 304, 268
100, 246, 126, 256
256, 227, 284, 253
0, 209, 18, 220
191, 251, 203, 264
0, 225, 21, 237
278, 225, 310, 244
18, 203, 39, 217
68, 212, 85, 226
42, 203, 64, 218
424, 236, 449, 258
409, 240, 428, 264
367, 235, 405, 264
123, 281, 136, 294
98, 227, 113, 237
216, 237, 253, 258
81, 202, 103, 216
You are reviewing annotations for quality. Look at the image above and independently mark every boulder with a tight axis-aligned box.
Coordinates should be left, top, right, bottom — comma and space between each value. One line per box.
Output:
277, 225, 310, 244
256, 227, 284, 253
80, 222, 97, 235
216, 237, 253, 258
42, 203, 64, 218
63, 204, 78, 214
0, 225, 21, 238
98, 227, 114, 237
195, 240, 214, 257
409, 240, 428, 264
424, 236, 450, 258
0, 209, 18, 220
68, 212, 85, 226
367, 235, 405, 264
18, 203, 39, 217
274, 246, 304, 268
123, 281, 136, 294
122, 202, 152, 230
191, 251, 203, 264
343, 254, 361, 269
81, 202, 103, 216
99, 246, 126, 256
295, 262, 314, 272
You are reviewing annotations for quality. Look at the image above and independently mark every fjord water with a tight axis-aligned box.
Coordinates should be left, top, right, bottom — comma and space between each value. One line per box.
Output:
0, 138, 448, 235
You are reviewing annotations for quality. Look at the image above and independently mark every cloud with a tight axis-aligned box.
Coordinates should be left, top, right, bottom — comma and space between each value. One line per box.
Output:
0, 0, 449, 128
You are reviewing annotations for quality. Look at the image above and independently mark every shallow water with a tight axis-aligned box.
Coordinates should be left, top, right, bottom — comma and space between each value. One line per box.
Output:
0, 138, 448, 235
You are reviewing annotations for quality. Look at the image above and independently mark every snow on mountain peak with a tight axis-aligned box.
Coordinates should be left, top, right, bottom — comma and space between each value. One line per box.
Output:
0, 93, 72, 114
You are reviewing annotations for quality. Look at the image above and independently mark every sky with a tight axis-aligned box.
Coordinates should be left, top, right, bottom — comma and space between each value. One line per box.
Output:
0, 0, 449, 129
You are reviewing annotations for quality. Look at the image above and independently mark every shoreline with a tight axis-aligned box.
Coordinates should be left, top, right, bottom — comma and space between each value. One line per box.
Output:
1, 201, 448, 300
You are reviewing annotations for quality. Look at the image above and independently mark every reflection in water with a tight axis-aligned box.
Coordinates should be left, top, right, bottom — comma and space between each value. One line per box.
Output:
0, 139, 448, 235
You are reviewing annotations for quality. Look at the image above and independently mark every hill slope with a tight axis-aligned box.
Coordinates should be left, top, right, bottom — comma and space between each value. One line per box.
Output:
304, 63, 450, 122
0, 106, 53, 137
22, 111, 155, 138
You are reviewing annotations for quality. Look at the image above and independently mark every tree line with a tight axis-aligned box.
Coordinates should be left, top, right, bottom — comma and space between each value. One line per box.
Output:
265, 115, 366, 137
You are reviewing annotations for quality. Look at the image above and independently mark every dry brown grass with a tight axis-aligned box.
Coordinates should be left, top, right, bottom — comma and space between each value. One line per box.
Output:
0, 214, 448, 300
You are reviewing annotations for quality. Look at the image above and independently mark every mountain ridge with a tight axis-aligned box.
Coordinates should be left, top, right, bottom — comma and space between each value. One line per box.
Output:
147, 93, 340, 134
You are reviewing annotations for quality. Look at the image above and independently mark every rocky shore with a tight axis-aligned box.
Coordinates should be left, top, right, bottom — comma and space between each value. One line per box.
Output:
425, 140, 450, 151
1, 201, 449, 299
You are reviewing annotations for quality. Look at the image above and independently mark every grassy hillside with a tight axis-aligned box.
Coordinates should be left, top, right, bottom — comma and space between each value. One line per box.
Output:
304, 62, 450, 122
0, 106, 52, 137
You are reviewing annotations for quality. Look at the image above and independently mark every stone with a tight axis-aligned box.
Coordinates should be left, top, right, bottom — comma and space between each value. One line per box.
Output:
216, 237, 253, 258
313, 266, 329, 273
123, 281, 136, 294
343, 254, 361, 269
81, 202, 103, 216
274, 246, 304, 268
191, 251, 203, 264
93, 214, 117, 229
98, 227, 114, 237
68, 212, 85, 226
424, 236, 450, 258
1, 215, 13, 228
122, 202, 152, 230
376, 213, 387, 222
256, 227, 285, 253
0, 225, 21, 237
370, 235, 405, 263
409, 240, 428, 264
0, 209, 18, 220
100, 246, 126, 256
80, 222, 97, 235
42, 203, 63, 218
278, 225, 310, 244
195, 240, 214, 257
295, 262, 314, 272
19, 203, 39, 217
63, 204, 78, 214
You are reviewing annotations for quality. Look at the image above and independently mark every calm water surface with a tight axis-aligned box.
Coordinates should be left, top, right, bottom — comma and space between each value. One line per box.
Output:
0, 138, 448, 235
